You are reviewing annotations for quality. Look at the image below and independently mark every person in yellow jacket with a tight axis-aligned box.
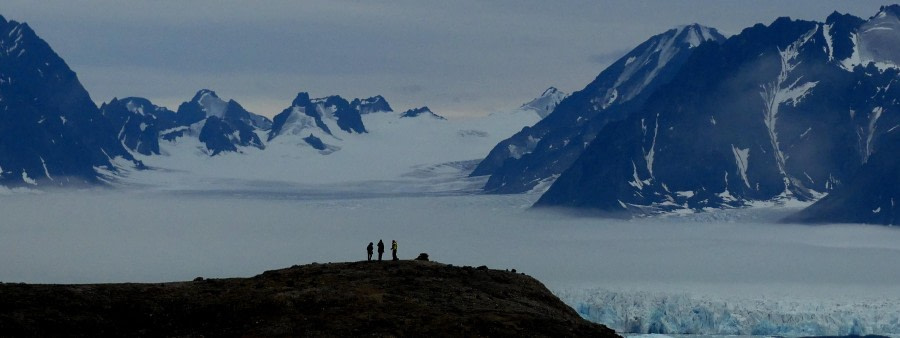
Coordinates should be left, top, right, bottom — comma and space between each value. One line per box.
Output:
391, 240, 398, 261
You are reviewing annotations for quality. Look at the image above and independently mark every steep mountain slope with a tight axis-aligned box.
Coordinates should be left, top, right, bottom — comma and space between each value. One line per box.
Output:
0, 15, 137, 187
100, 97, 178, 156
472, 24, 726, 194
785, 128, 900, 225
536, 8, 900, 218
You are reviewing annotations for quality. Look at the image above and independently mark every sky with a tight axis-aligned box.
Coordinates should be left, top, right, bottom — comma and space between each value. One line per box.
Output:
0, 0, 890, 118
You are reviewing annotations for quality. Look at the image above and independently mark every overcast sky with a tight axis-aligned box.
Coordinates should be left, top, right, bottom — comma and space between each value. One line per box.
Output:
1, 1, 889, 118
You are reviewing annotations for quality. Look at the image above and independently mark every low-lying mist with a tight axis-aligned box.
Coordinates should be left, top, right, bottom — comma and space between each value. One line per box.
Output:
2, 189, 899, 302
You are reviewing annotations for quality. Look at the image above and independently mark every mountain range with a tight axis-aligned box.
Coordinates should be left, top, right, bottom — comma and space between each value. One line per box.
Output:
2, 6, 900, 225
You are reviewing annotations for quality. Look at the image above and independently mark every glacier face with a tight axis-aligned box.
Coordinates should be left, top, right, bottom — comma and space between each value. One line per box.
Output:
558, 288, 900, 336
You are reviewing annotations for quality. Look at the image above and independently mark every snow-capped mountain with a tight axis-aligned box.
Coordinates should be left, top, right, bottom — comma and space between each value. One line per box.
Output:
0, 15, 138, 187
101, 97, 178, 156
400, 106, 445, 120
535, 7, 900, 223
167, 90, 270, 156
519, 87, 566, 119
123, 90, 549, 189
267, 92, 375, 153
471, 24, 726, 194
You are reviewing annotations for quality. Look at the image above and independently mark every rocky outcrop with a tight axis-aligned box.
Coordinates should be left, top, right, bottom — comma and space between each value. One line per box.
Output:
0, 261, 618, 337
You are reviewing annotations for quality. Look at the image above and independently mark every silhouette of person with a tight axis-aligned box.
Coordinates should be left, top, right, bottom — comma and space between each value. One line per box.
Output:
366, 242, 374, 261
391, 240, 398, 261
377, 239, 385, 261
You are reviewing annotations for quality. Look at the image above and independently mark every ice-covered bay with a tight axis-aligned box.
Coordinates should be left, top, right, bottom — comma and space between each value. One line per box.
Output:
1, 185, 899, 336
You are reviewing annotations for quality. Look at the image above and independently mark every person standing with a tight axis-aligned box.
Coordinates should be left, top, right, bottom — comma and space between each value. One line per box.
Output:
391, 240, 398, 261
366, 242, 374, 261
377, 239, 385, 261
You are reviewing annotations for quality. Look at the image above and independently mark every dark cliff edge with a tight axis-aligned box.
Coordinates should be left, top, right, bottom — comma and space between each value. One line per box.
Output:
0, 260, 618, 337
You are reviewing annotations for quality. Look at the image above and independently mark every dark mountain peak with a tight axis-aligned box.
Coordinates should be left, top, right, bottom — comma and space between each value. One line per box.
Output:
291, 92, 312, 106
877, 4, 900, 19
400, 106, 445, 120
269, 91, 369, 140
191, 89, 219, 102
0, 14, 137, 186
826, 11, 864, 26
352, 95, 394, 114
100, 96, 176, 156
541, 86, 559, 96
315, 95, 350, 107
0, 16, 32, 37
660, 23, 726, 47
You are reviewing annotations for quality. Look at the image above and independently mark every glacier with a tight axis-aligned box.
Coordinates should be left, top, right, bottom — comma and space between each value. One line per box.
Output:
559, 288, 900, 336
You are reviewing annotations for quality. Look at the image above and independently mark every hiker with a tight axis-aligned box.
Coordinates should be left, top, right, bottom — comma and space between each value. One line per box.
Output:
391, 240, 398, 261
377, 239, 385, 261
366, 242, 374, 261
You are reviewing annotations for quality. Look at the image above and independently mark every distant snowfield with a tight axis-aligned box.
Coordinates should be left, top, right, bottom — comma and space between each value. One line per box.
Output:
117, 107, 541, 190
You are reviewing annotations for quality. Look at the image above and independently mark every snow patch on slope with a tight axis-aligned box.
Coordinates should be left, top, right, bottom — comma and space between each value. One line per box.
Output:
731, 145, 750, 188
197, 91, 227, 118
759, 27, 819, 192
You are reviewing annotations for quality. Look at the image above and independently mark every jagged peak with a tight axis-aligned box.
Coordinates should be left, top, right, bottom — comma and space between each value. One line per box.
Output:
291, 92, 312, 106
311, 95, 350, 106
826, 10, 865, 26
875, 5, 900, 19
540, 86, 560, 96
671, 23, 726, 46
520, 87, 567, 118
185, 89, 227, 118
1, 17, 36, 43
363, 94, 386, 102
400, 106, 445, 120
190, 89, 219, 102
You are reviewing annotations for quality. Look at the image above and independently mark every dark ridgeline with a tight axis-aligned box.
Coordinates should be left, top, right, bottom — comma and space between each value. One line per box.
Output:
527, 7, 900, 225
471, 24, 726, 194
0, 261, 620, 337
0, 15, 140, 186
399, 106, 445, 120
351, 95, 393, 115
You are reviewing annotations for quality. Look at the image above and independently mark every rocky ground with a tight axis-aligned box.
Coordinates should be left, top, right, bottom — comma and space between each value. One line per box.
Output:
0, 259, 618, 337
